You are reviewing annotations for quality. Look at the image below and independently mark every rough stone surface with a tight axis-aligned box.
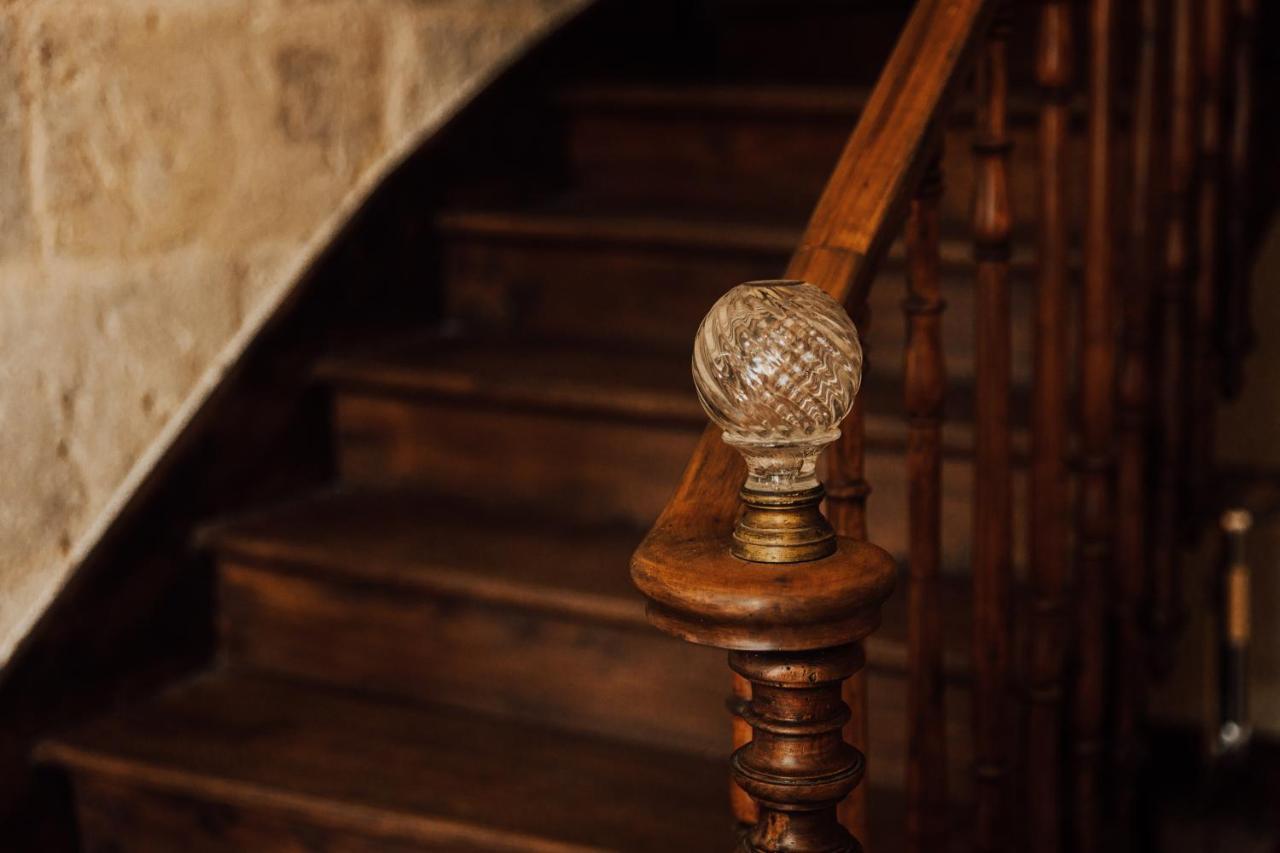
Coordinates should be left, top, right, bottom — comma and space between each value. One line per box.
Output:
0, 0, 588, 664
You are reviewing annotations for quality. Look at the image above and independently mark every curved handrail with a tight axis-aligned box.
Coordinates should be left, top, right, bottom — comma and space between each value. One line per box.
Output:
632, 0, 996, 580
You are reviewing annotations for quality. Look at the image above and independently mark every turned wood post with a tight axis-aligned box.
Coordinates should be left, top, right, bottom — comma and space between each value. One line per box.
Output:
1027, 0, 1072, 848
827, 301, 873, 844
1151, 0, 1198, 677
731, 646, 867, 853
1113, 0, 1161, 833
636, 281, 895, 853
971, 7, 1013, 852
902, 149, 947, 853
1075, 0, 1118, 848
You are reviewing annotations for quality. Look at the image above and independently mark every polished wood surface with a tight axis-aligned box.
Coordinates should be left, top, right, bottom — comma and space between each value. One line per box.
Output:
970, 8, 1014, 851
1075, 0, 1117, 847
902, 151, 948, 853
1026, 1, 1073, 848
731, 646, 867, 853
40, 672, 732, 852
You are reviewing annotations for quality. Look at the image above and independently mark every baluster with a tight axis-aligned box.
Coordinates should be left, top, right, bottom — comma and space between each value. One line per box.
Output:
1027, 0, 1072, 849
1220, 0, 1257, 398
827, 306, 873, 845
1114, 0, 1161, 834
902, 149, 947, 853
1076, 0, 1117, 847
1152, 0, 1198, 676
1187, 0, 1229, 531
971, 9, 1014, 853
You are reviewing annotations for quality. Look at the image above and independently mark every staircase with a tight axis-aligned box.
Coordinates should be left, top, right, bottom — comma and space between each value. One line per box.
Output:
39, 4, 1064, 850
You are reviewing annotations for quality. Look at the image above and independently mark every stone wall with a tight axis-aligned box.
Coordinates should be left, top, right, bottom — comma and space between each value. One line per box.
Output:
0, 0, 587, 664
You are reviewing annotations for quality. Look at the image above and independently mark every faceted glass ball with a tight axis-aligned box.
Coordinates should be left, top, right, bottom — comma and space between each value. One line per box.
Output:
692, 280, 862, 491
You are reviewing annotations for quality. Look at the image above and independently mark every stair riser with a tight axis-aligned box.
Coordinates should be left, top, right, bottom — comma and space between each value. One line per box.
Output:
218, 560, 976, 797
328, 388, 1028, 568
441, 235, 1035, 384
218, 561, 730, 758
563, 106, 1079, 229
332, 392, 701, 526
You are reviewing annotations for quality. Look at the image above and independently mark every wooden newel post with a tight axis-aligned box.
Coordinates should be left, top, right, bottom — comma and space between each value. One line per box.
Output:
633, 281, 896, 853
731, 645, 866, 853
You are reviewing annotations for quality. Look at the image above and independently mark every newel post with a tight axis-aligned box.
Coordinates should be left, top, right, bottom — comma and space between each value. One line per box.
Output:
632, 281, 896, 852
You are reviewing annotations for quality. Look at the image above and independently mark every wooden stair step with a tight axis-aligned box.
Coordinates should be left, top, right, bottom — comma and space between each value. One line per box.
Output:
555, 79, 1078, 227
37, 671, 732, 852
199, 486, 976, 796
317, 334, 1028, 562
435, 203, 1036, 382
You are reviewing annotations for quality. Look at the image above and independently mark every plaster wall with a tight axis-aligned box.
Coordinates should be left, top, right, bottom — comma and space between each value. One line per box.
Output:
0, 0, 587, 665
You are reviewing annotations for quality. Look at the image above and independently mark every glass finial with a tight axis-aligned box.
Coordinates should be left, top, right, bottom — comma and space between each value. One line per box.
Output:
693, 280, 863, 493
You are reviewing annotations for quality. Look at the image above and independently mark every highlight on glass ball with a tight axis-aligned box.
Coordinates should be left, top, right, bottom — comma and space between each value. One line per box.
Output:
692, 280, 863, 496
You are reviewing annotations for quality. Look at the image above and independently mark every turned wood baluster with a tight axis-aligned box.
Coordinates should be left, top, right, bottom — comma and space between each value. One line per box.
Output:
732, 646, 869, 853
1114, 0, 1161, 833
902, 150, 947, 853
1186, 0, 1229, 531
828, 305, 873, 845
1027, 1, 1072, 848
1076, 0, 1116, 847
971, 9, 1013, 852
1221, 0, 1257, 398
1151, 0, 1198, 675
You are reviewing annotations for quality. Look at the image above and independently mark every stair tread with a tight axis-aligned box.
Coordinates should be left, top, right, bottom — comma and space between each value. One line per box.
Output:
559, 81, 871, 116
315, 333, 1025, 454
558, 79, 1062, 120
201, 485, 972, 675
316, 335, 702, 425
202, 486, 648, 627
439, 198, 1035, 258
38, 671, 731, 851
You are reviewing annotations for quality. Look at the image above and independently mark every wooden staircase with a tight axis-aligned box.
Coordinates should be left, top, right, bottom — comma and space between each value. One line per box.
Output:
35, 4, 1127, 850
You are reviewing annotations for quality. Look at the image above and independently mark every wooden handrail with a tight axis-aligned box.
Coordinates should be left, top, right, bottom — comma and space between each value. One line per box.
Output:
632, 0, 996, 575
630, 2, 996, 850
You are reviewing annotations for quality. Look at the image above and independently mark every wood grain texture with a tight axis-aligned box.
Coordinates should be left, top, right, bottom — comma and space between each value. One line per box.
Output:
1075, 0, 1117, 848
731, 646, 867, 853
902, 151, 948, 853
40, 672, 732, 852
1026, 2, 1073, 849
970, 9, 1014, 852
